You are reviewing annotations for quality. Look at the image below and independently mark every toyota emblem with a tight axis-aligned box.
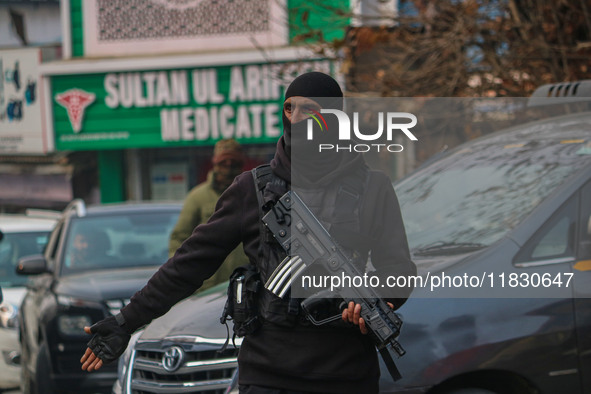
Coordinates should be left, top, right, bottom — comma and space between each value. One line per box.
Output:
162, 346, 185, 372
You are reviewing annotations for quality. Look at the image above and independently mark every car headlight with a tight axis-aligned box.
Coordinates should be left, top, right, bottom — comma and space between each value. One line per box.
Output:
0, 302, 18, 330
57, 315, 92, 336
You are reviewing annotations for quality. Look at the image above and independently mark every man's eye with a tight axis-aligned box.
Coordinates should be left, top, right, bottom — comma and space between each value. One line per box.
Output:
284, 104, 292, 112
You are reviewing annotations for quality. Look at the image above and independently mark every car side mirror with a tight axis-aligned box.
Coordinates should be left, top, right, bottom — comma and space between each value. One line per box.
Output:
0, 230, 3, 242
16, 255, 51, 276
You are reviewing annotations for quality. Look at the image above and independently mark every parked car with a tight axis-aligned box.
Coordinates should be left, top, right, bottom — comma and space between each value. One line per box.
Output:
17, 200, 181, 394
0, 211, 58, 391
379, 108, 591, 393
115, 87, 591, 394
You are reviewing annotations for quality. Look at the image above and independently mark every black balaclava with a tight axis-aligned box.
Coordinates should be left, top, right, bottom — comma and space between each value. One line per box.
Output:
271, 72, 364, 186
282, 72, 343, 157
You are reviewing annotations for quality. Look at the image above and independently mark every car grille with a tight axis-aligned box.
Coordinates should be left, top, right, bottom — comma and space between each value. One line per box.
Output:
126, 338, 240, 394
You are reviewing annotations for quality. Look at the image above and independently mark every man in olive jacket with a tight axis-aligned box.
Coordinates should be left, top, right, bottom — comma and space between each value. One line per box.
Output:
168, 138, 249, 291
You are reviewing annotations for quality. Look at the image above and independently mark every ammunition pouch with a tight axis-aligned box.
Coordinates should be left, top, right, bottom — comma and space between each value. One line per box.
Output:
220, 264, 262, 338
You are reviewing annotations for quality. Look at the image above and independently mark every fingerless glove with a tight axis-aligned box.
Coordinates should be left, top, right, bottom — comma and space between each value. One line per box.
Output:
86, 314, 133, 364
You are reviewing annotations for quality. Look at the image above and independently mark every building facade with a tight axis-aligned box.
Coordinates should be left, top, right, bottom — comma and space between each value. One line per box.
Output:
0, 0, 65, 211
41, 0, 349, 204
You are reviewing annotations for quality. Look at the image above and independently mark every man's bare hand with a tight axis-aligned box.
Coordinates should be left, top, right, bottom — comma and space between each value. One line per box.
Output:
341, 301, 395, 334
342, 302, 368, 334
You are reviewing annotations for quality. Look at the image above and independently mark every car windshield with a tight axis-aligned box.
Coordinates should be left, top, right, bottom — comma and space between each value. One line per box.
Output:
61, 210, 179, 275
0, 231, 50, 287
395, 137, 591, 256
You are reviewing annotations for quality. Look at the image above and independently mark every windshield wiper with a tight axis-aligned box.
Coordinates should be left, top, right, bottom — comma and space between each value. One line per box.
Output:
413, 241, 486, 256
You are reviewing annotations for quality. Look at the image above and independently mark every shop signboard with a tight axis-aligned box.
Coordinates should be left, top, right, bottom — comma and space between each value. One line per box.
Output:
0, 48, 51, 154
51, 59, 333, 150
0, 165, 73, 208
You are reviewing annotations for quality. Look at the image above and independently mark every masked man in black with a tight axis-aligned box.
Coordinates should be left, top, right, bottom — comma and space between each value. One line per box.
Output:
81, 72, 416, 394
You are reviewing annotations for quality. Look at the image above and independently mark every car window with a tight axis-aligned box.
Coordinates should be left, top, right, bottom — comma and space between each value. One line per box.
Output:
396, 139, 590, 256
514, 196, 578, 264
0, 231, 50, 287
60, 210, 178, 275
532, 216, 572, 258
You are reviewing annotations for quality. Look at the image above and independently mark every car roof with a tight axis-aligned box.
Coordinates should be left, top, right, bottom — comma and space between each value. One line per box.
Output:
464, 110, 591, 147
0, 214, 58, 233
70, 201, 182, 218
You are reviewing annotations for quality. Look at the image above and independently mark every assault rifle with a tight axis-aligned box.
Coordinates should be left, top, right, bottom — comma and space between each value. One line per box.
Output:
262, 191, 406, 380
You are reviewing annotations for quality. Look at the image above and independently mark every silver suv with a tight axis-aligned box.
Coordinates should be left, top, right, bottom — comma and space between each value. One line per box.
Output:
113, 281, 240, 394
0, 211, 58, 390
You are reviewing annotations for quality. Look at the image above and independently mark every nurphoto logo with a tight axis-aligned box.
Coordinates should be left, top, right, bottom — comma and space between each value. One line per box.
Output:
305, 109, 418, 153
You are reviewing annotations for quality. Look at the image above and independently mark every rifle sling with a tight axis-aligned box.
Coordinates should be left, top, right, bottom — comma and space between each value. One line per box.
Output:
379, 346, 402, 381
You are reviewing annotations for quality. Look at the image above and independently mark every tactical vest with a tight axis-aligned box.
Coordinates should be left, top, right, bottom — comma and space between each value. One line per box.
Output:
252, 164, 371, 327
